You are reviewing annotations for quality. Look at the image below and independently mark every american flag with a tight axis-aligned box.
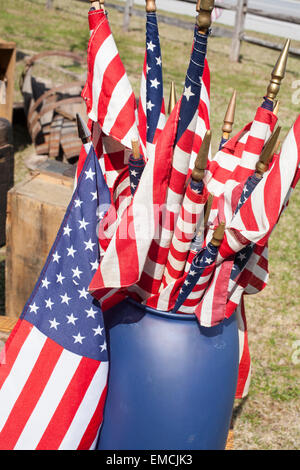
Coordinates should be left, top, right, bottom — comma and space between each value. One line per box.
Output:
229, 115, 300, 247
138, 11, 166, 159
192, 105, 278, 326
0, 148, 110, 450
198, 114, 300, 397
161, 179, 208, 287
89, 101, 181, 305
135, 31, 211, 300
172, 241, 219, 313
128, 154, 146, 195
81, 9, 138, 150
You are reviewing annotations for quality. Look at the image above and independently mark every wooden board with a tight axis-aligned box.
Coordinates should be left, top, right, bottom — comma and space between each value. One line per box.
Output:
0, 127, 14, 246
0, 316, 18, 333
5, 167, 73, 318
0, 39, 16, 123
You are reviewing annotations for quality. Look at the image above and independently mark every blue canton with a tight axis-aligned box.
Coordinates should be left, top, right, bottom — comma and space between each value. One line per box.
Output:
234, 173, 262, 215
230, 243, 255, 281
173, 242, 218, 313
231, 172, 263, 281
22, 147, 111, 361
145, 12, 164, 143
128, 155, 145, 195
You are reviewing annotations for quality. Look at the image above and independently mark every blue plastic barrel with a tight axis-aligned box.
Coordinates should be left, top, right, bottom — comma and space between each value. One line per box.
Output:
97, 298, 239, 450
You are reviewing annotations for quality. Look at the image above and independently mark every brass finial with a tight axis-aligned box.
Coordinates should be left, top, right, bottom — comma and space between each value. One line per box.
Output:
266, 39, 291, 101
222, 90, 237, 138
211, 222, 225, 247
145, 0, 156, 12
273, 100, 280, 116
192, 130, 212, 181
131, 140, 140, 160
196, 0, 215, 34
89, 0, 101, 9
76, 114, 91, 144
255, 126, 281, 176
168, 81, 177, 115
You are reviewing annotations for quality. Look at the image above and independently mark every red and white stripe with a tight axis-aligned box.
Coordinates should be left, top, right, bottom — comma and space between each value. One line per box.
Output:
89, 103, 180, 301
235, 298, 251, 399
82, 9, 138, 150
161, 184, 208, 286
225, 244, 269, 320
230, 115, 300, 247
205, 106, 278, 225
135, 62, 211, 299
211, 3, 223, 22
0, 320, 108, 450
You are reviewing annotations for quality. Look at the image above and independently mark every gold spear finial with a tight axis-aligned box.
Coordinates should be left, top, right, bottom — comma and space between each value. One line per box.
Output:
89, 0, 101, 9
204, 192, 214, 227
131, 140, 141, 160
192, 130, 212, 182
211, 222, 226, 247
255, 126, 281, 176
168, 81, 177, 115
222, 90, 237, 139
145, 0, 156, 12
266, 39, 291, 101
196, 0, 215, 34
273, 100, 280, 116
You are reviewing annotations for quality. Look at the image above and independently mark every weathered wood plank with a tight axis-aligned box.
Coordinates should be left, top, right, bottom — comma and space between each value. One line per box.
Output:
243, 35, 300, 57
230, 0, 248, 63
5, 171, 73, 318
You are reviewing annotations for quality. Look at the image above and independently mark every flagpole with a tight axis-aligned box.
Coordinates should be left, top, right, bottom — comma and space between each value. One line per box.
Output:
145, 0, 156, 12
255, 126, 281, 177
89, 0, 101, 9
265, 39, 290, 102
76, 113, 92, 154
196, 0, 215, 34
161, 131, 211, 286
131, 140, 141, 160
192, 130, 211, 182
221, 90, 237, 144
168, 81, 177, 115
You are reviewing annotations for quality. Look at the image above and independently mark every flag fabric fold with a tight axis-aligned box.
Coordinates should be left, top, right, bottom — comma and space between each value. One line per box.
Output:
135, 32, 211, 299
0, 148, 110, 450
161, 179, 208, 287
82, 9, 138, 150
138, 11, 166, 159
89, 101, 181, 302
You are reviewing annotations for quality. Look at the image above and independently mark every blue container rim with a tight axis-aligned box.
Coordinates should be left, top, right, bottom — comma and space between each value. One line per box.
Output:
126, 297, 197, 322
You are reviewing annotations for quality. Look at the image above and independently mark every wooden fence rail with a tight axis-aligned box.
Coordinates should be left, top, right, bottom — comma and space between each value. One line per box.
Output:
120, 0, 300, 61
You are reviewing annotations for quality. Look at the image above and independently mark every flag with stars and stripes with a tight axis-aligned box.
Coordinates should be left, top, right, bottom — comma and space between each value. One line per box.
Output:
172, 241, 219, 314
82, 8, 138, 150
0, 147, 111, 450
138, 11, 166, 159
134, 30, 210, 299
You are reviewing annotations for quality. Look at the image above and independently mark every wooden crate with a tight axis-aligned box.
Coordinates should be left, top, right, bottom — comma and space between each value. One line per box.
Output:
0, 118, 14, 246
0, 39, 16, 123
5, 161, 74, 318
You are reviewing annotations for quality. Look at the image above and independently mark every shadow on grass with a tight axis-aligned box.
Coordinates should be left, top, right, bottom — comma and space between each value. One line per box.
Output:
232, 396, 249, 427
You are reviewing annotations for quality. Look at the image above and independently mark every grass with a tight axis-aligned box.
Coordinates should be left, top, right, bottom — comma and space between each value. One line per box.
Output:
0, 0, 299, 450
